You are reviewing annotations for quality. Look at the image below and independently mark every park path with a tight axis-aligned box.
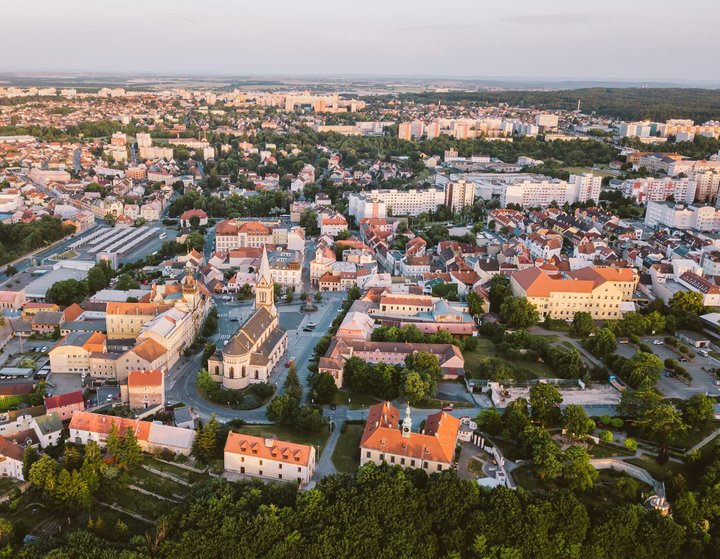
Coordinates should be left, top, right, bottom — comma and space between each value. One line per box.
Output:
313, 423, 343, 479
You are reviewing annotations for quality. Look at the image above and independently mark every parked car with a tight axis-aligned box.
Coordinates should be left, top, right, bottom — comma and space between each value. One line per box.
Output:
442, 404, 454, 412
652, 340, 664, 345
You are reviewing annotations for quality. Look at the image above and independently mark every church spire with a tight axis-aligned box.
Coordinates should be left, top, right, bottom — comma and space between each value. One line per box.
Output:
258, 245, 271, 284
255, 245, 275, 312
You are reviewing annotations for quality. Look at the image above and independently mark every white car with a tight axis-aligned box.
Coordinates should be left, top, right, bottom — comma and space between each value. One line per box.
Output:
652, 340, 664, 346
307, 321, 317, 328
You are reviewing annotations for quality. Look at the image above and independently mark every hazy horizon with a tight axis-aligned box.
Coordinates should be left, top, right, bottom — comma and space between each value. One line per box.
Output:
2, 0, 719, 82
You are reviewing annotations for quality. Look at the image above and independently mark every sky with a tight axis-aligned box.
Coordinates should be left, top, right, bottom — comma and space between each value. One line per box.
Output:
2, 0, 719, 82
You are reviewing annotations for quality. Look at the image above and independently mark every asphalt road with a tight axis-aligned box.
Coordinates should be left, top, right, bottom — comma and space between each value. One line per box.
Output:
165, 292, 346, 421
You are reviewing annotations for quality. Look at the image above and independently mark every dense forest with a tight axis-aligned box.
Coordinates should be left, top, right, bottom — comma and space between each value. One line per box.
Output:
405, 88, 720, 122
11, 453, 720, 559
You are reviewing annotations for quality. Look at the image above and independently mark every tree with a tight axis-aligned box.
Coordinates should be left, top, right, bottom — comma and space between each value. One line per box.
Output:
569, 312, 593, 337
586, 327, 616, 359
5, 265, 17, 276
401, 370, 431, 404
115, 273, 140, 290
284, 364, 303, 400
186, 231, 205, 252
87, 260, 113, 295
267, 394, 299, 424
618, 387, 663, 417
669, 290, 704, 316
28, 454, 59, 495
18, 357, 37, 371
502, 397, 530, 438
476, 408, 503, 435
529, 383, 563, 427
621, 351, 663, 388
499, 297, 539, 329
634, 403, 687, 460
22, 445, 40, 480
314, 291, 323, 303
562, 404, 595, 438
682, 394, 714, 428
466, 291, 485, 317
119, 427, 142, 468
562, 446, 597, 491
489, 274, 512, 313
598, 430, 613, 443
106, 423, 122, 462
193, 415, 219, 463
312, 372, 338, 405
45, 278, 89, 306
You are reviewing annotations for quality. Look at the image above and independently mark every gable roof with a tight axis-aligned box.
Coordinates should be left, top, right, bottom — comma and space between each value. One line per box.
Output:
225, 432, 314, 466
360, 402, 459, 465
44, 390, 84, 410
0, 434, 24, 461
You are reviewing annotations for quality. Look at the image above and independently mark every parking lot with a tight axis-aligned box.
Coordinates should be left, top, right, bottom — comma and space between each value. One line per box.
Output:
615, 336, 720, 398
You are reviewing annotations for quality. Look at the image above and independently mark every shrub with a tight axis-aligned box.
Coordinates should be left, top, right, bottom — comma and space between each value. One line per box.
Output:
610, 417, 624, 429
248, 383, 275, 399
624, 438, 637, 451
599, 430, 613, 443
679, 345, 689, 354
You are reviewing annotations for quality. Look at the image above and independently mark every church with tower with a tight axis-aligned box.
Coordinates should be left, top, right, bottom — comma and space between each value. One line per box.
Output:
359, 401, 460, 473
208, 248, 288, 390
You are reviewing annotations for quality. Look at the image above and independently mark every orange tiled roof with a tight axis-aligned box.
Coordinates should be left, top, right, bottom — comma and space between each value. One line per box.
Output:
69, 411, 151, 441
130, 339, 167, 363
63, 303, 84, 322
128, 369, 164, 387
360, 402, 459, 464
225, 432, 313, 466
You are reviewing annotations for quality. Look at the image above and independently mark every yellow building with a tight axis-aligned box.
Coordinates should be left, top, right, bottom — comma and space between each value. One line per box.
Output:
510, 266, 637, 321
105, 302, 171, 340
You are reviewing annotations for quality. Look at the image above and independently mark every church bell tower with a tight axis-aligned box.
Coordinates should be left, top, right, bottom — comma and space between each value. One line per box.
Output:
255, 246, 275, 314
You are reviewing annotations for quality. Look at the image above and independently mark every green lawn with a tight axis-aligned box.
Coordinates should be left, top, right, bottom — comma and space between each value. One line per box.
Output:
467, 457, 486, 478
626, 456, 687, 482
130, 465, 191, 499
233, 424, 332, 457
332, 389, 381, 409
109, 487, 168, 520
488, 437, 527, 461
464, 338, 555, 379
586, 443, 634, 459
332, 424, 364, 474
512, 464, 550, 492
142, 457, 206, 484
